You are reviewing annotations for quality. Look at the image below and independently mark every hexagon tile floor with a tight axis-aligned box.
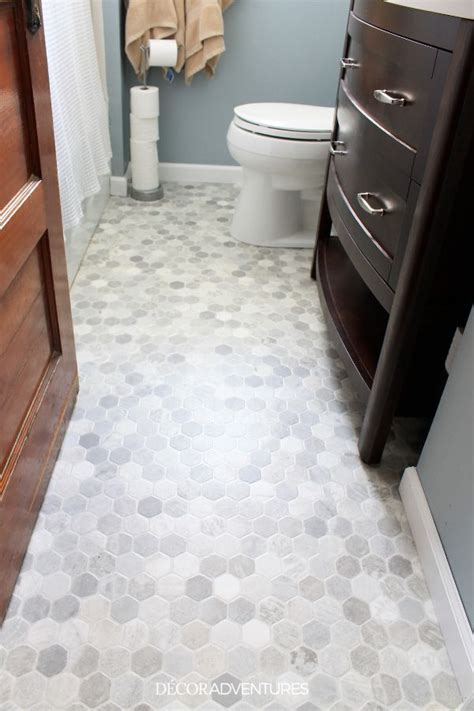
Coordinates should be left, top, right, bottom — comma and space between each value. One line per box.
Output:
0, 183, 464, 710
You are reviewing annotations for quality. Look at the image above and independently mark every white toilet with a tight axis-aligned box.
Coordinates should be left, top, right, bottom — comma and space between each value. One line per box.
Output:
227, 103, 334, 248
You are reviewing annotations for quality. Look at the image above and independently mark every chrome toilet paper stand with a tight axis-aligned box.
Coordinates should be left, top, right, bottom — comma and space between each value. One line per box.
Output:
140, 44, 150, 88
129, 44, 164, 202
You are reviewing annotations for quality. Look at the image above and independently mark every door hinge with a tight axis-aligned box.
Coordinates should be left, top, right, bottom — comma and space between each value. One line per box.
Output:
26, 0, 42, 34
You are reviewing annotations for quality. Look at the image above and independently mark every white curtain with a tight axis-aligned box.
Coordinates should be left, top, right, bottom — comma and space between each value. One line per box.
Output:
90, 0, 108, 101
42, 0, 112, 229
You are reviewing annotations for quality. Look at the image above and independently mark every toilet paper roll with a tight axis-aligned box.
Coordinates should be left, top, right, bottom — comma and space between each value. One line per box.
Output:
130, 139, 159, 191
130, 85, 159, 119
148, 39, 178, 68
130, 113, 159, 142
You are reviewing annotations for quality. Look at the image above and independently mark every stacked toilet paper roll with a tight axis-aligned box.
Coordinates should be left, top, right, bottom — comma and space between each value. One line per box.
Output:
130, 113, 159, 142
131, 85, 160, 117
130, 86, 161, 199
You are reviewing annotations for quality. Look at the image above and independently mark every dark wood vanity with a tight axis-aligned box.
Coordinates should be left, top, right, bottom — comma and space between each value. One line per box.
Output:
312, 0, 473, 463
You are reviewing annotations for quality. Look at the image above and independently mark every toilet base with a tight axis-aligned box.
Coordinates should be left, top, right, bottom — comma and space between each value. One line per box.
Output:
230, 170, 320, 249
231, 226, 315, 249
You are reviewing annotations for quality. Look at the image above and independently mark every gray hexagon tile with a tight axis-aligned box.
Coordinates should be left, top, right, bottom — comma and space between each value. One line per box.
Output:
0, 183, 463, 709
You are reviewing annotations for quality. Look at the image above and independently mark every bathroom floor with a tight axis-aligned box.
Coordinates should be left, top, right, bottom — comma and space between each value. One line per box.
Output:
0, 184, 462, 710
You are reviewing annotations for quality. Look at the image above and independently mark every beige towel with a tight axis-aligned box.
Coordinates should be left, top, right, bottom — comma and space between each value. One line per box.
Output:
125, 0, 186, 75
125, 0, 233, 82
184, 0, 234, 85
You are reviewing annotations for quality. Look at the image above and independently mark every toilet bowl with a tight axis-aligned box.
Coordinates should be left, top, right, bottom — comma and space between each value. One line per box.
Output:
227, 103, 334, 248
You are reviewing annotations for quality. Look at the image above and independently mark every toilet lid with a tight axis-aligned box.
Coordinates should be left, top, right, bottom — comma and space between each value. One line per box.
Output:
234, 103, 334, 140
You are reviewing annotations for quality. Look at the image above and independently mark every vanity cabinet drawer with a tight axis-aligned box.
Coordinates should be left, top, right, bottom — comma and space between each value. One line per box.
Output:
331, 91, 413, 277
327, 162, 394, 311
328, 161, 392, 282
352, 0, 461, 51
342, 12, 437, 149
336, 81, 415, 180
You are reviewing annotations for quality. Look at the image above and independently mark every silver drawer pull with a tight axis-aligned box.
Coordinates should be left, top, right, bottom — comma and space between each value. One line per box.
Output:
373, 89, 407, 106
357, 192, 386, 216
329, 140, 347, 156
340, 57, 359, 69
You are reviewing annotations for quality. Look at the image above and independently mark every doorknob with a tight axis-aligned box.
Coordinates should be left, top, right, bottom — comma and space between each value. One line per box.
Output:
25, 0, 42, 34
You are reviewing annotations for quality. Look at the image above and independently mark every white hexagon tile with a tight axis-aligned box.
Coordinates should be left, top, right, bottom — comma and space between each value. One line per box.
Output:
0, 184, 464, 710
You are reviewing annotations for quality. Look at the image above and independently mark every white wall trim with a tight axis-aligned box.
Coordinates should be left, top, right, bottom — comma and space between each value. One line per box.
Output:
112, 163, 241, 195
110, 174, 128, 197
400, 467, 473, 702
159, 162, 242, 185
110, 163, 131, 197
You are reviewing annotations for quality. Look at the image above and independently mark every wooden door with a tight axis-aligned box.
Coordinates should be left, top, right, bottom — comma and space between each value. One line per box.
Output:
0, 0, 78, 622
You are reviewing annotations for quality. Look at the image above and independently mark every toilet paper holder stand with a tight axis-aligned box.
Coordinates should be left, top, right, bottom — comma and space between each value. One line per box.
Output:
129, 44, 164, 203
140, 44, 150, 88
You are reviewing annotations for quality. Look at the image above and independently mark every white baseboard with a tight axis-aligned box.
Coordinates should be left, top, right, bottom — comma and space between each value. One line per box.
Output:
159, 162, 242, 185
400, 467, 473, 702
114, 163, 242, 194
110, 174, 128, 197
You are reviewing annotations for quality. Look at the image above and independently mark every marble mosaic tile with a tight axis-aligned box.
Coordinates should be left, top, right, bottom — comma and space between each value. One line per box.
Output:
0, 183, 463, 709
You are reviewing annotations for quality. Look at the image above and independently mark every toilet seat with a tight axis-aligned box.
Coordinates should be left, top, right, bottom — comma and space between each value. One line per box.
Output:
234, 103, 334, 141
228, 122, 330, 161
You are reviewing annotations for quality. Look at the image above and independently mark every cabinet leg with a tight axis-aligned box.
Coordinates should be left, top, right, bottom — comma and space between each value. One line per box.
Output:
311, 192, 331, 281
358, 353, 403, 464
358, 413, 392, 464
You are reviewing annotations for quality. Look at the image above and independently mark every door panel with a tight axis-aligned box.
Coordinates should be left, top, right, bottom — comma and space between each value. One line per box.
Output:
0, 0, 78, 622
0, 5, 32, 206
0, 241, 58, 490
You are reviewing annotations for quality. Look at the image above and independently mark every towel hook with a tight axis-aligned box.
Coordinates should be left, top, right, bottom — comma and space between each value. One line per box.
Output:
139, 44, 150, 88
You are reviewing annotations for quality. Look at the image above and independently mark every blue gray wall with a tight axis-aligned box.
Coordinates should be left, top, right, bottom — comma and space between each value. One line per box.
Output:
103, 0, 128, 175
120, 0, 350, 167
417, 310, 474, 629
